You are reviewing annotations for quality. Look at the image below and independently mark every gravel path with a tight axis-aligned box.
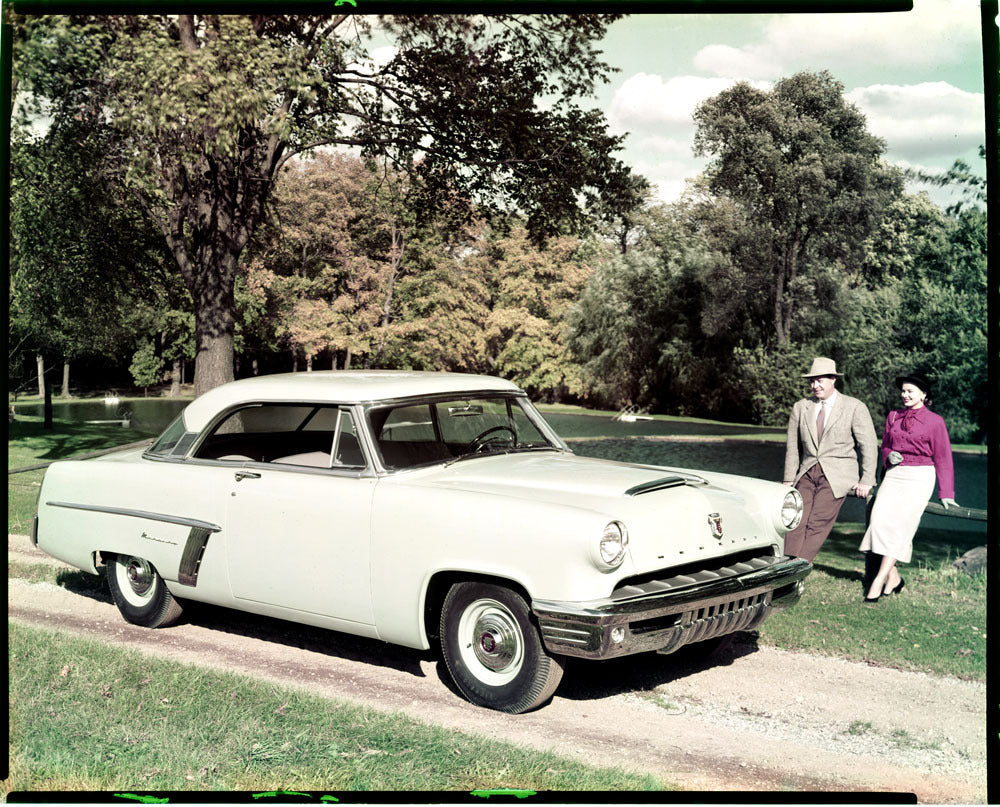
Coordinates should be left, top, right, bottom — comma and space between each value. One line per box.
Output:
8, 534, 987, 801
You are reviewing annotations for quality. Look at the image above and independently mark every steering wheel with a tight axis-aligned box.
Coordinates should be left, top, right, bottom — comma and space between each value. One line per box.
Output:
469, 425, 517, 453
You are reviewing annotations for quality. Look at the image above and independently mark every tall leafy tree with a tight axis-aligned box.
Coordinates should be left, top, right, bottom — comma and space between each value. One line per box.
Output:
468, 224, 591, 400
12, 13, 642, 395
568, 204, 720, 412
692, 70, 903, 346
9, 122, 170, 421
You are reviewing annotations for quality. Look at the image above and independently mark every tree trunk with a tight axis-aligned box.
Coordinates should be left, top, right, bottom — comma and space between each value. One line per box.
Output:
169, 358, 182, 397
187, 254, 238, 398
43, 363, 53, 430
375, 220, 404, 363
60, 362, 71, 398
344, 348, 352, 371
36, 354, 45, 398
194, 327, 235, 397
252, 357, 259, 376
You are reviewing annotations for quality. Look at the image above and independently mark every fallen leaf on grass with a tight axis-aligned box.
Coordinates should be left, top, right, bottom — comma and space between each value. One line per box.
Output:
59, 665, 70, 677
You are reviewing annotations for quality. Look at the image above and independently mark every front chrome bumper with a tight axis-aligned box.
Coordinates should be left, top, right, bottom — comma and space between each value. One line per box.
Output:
532, 555, 812, 659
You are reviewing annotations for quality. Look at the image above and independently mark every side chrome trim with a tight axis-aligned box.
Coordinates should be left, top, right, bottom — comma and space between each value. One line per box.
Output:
46, 501, 221, 533
178, 527, 214, 586
625, 473, 708, 496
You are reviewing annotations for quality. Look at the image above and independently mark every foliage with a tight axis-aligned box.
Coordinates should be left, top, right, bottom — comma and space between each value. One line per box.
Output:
8, 123, 169, 379
692, 70, 903, 346
731, 342, 826, 427
568, 202, 732, 414
11, 13, 643, 395
469, 226, 592, 400
904, 147, 988, 214
128, 340, 164, 394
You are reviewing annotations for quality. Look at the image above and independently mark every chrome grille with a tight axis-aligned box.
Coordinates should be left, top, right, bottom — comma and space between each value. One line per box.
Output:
611, 551, 778, 602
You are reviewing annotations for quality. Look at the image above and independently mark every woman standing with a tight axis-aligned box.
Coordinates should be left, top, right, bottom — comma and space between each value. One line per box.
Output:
860, 373, 958, 602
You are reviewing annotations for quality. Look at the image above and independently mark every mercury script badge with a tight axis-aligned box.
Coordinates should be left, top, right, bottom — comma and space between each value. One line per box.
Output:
708, 513, 723, 539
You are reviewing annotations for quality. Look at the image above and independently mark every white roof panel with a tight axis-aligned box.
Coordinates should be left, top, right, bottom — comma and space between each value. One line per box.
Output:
181, 370, 523, 433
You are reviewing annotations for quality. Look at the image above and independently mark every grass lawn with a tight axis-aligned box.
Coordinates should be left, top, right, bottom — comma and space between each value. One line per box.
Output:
7, 416, 159, 535
758, 524, 986, 681
7, 622, 668, 794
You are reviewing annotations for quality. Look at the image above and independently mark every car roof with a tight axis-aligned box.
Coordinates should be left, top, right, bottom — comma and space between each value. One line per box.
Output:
181, 370, 524, 433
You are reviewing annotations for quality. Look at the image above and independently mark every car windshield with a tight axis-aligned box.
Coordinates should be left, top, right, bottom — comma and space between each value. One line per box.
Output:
367, 394, 563, 471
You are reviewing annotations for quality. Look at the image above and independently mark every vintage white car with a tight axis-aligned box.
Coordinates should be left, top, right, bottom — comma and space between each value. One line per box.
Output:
34, 371, 810, 713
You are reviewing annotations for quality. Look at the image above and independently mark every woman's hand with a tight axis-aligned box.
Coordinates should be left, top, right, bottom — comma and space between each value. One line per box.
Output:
941, 497, 959, 509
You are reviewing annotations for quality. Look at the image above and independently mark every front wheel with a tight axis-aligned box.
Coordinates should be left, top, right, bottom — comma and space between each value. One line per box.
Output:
106, 554, 184, 628
439, 581, 564, 713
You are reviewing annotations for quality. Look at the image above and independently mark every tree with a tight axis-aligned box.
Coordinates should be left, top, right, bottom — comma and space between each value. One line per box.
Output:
12, 14, 642, 395
467, 224, 591, 400
692, 70, 903, 346
9, 120, 171, 423
904, 146, 988, 214
128, 339, 163, 396
568, 205, 720, 412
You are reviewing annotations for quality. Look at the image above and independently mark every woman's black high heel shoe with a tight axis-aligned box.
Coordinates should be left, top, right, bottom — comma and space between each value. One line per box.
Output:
885, 577, 906, 596
863, 592, 881, 603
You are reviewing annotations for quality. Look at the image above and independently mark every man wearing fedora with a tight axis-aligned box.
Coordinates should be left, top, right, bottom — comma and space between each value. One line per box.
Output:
782, 357, 878, 562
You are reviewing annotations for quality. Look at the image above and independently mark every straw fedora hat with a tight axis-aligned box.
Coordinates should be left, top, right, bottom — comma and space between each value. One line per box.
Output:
801, 357, 843, 378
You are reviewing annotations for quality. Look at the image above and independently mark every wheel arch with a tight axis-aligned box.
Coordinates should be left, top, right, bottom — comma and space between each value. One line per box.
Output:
423, 570, 533, 646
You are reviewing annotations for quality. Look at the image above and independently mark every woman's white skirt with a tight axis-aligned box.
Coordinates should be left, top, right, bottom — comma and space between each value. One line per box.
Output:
859, 464, 936, 564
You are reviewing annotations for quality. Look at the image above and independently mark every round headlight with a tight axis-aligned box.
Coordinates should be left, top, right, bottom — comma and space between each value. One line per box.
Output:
781, 489, 803, 531
597, 521, 629, 568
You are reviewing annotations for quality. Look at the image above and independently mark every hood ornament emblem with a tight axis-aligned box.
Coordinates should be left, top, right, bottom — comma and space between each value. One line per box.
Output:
708, 513, 723, 540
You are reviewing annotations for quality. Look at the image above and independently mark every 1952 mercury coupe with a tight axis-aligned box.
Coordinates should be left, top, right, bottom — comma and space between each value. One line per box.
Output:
34, 371, 811, 713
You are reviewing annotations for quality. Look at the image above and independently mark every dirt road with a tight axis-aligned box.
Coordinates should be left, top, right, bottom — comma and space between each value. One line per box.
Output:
8, 534, 987, 802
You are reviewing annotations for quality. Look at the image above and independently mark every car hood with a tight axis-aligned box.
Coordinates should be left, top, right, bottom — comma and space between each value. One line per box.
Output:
402, 450, 784, 566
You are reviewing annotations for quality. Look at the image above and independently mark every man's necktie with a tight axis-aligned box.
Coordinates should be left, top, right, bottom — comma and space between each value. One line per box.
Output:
817, 402, 826, 443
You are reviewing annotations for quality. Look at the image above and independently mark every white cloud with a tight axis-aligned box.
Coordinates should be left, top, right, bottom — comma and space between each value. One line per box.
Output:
693, 0, 980, 79
765, 0, 979, 70
693, 43, 781, 80
847, 82, 984, 160
608, 73, 770, 135
609, 73, 774, 203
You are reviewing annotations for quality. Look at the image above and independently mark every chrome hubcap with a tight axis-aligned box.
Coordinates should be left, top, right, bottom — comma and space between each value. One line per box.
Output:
459, 598, 524, 684
124, 557, 154, 597
474, 616, 518, 672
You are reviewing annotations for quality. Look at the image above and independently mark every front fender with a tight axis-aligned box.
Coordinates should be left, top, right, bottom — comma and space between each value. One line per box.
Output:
370, 480, 631, 649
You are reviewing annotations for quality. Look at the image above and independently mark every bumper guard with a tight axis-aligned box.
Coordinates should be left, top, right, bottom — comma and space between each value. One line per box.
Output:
532, 555, 812, 659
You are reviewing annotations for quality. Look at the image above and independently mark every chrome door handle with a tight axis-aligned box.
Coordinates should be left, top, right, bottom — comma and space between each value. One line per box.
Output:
234, 471, 261, 481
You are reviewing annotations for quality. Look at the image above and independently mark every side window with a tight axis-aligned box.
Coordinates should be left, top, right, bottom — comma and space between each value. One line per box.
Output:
331, 410, 365, 468
194, 404, 365, 470
379, 404, 436, 442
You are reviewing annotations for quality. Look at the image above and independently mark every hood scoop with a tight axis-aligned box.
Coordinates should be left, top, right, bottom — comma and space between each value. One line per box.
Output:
625, 473, 708, 497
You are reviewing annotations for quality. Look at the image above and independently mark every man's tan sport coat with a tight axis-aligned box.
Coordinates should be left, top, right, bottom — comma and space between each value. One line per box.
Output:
783, 394, 878, 499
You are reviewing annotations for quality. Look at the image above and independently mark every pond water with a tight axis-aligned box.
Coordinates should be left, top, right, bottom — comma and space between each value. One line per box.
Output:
15, 399, 985, 535
12, 398, 189, 435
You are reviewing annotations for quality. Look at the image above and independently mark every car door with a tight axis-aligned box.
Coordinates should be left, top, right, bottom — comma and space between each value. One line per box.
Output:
213, 405, 376, 626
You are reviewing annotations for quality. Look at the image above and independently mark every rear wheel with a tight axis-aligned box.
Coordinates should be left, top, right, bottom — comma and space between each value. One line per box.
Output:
439, 581, 564, 713
107, 554, 183, 628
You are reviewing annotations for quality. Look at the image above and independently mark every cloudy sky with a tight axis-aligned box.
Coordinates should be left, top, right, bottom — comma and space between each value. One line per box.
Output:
592, 0, 986, 208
